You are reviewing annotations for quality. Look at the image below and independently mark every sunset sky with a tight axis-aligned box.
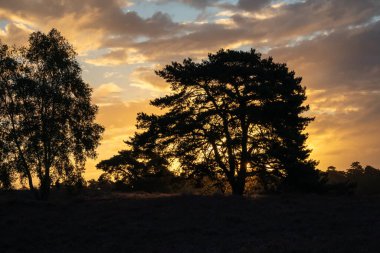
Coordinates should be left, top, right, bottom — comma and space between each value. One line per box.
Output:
1, 0, 380, 179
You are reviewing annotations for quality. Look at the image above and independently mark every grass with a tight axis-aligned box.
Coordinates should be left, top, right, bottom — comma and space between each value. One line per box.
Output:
1, 191, 380, 252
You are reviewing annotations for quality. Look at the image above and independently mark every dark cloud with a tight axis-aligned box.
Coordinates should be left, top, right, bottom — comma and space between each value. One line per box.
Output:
0, 0, 68, 18
229, 0, 380, 48
237, 0, 271, 11
1, 0, 379, 58
270, 21, 380, 91
132, 23, 248, 62
98, 10, 180, 39
126, 0, 380, 64
182, 0, 217, 9
152, 0, 219, 9
0, 0, 181, 42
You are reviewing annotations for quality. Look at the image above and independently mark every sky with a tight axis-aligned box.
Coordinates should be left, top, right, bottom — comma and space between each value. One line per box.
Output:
1, 0, 380, 179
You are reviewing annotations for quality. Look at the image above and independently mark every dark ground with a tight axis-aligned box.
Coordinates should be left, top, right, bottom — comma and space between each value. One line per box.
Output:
1, 191, 380, 253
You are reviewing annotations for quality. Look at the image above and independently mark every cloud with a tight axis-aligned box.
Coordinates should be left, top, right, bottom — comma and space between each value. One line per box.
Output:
104, 71, 123, 78
2, 0, 378, 66
307, 105, 380, 170
0, 0, 181, 54
85, 48, 147, 66
0, 22, 31, 45
267, 20, 380, 169
231, 0, 380, 47
94, 82, 123, 96
270, 20, 380, 91
93, 82, 124, 106
237, 0, 271, 11
119, 0, 380, 65
132, 23, 249, 63
152, 0, 220, 9
130, 66, 170, 91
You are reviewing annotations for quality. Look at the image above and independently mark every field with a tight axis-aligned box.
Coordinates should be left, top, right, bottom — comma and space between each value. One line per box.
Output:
1, 192, 380, 253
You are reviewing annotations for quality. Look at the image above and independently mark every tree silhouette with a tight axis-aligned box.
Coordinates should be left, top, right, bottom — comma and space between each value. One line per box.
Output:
325, 162, 380, 195
0, 29, 104, 199
347, 161, 364, 180
96, 133, 177, 192
326, 166, 346, 184
134, 49, 319, 195
360, 165, 380, 194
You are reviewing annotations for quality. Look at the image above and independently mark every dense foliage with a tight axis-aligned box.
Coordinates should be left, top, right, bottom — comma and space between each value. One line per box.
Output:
0, 29, 103, 199
98, 49, 322, 195
96, 140, 179, 193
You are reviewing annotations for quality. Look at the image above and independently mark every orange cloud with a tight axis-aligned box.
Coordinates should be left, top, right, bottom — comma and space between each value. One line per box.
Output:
85, 48, 147, 66
0, 22, 31, 45
129, 66, 170, 92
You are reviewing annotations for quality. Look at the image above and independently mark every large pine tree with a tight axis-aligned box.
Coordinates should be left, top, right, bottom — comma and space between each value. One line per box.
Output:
133, 49, 320, 195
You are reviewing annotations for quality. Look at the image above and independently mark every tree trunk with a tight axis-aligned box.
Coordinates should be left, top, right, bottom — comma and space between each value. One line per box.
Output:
231, 179, 245, 196
39, 175, 51, 200
25, 171, 41, 199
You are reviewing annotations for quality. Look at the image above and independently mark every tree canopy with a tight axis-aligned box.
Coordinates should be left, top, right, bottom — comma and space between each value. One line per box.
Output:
100, 49, 321, 195
0, 29, 104, 199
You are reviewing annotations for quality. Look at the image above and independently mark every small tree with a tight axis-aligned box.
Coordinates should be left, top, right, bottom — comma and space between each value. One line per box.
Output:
96, 134, 177, 192
326, 166, 347, 184
347, 161, 364, 180
0, 29, 104, 199
135, 49, 319, 195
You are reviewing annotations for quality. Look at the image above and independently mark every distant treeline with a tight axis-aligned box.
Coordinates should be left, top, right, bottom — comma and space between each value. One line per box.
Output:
79, 161, 380, 196
325, 162, 380, 195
